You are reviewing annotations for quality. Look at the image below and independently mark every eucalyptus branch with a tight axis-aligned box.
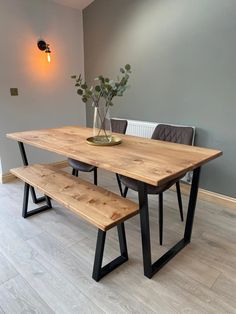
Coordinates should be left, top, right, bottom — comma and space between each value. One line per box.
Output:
71, 64, 132, 140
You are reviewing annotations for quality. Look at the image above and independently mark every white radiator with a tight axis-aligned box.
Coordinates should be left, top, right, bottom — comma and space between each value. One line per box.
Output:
126, 119, 158, 138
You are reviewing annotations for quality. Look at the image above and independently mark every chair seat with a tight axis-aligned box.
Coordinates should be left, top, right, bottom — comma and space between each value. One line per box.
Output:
119, 174, 184, 195
68, 158, 96, 172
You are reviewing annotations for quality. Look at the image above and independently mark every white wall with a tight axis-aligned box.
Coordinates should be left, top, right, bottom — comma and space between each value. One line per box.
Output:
0, 0, 86, 174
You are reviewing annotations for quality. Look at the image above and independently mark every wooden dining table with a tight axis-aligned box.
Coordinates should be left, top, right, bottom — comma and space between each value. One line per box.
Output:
7, 125, 222, 279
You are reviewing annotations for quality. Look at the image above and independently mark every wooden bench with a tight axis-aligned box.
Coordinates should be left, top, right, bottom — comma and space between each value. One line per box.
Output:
11, 163, 139, 281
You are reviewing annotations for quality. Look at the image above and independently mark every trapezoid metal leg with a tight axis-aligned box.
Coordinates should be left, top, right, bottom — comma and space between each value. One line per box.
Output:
18, 141, 50, 204
22, 183, 52, 218
138, 167, 201, 279
92, 223, 128, 281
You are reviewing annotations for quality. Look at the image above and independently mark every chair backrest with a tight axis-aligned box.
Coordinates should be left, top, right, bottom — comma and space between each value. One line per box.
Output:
151, 124, 194, 145
111, 119, 128, 134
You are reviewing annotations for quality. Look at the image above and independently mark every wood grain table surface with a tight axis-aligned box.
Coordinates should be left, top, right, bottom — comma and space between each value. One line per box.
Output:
7, 126, 222, 186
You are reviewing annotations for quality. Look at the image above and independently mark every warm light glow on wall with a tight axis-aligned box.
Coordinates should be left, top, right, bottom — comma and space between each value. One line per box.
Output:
37, 40, 51, 63
25, 35, 58, 82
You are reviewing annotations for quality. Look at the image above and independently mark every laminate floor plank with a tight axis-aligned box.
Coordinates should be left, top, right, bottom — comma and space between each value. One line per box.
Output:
69, 237, 178, 313
0, 275, 54, 314
27, 232, 146, 313
0, 168, 235, 313
0, 228, 103, 314
0, 252, 18, 285
212, 272, 236, 308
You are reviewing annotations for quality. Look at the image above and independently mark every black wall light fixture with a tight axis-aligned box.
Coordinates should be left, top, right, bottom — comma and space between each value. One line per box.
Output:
37, 40, 51, 63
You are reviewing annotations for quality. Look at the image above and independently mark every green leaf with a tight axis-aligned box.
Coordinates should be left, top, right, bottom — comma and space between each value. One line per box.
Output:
77, 89, 83, 95
72, 64, 132, 105
95, 85, 101, 92
81, 83, 87, 89
125, 64, 131, 71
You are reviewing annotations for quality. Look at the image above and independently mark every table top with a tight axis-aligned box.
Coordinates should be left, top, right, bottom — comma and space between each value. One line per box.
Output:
7, 126, 222, 186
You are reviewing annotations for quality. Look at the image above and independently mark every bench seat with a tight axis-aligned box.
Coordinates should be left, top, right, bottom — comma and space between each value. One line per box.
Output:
11, 164, 138, 231
11, 163, 139, 281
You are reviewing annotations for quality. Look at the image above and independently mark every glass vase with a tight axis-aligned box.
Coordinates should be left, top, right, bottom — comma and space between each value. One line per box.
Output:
93, 104, 112, 144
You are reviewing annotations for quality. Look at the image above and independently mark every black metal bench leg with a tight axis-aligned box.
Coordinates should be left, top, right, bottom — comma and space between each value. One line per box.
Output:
22, 183, 52, 218
92, 223, 128, 281
29, 186, 46, 204
45, 196, 52, 208
18, 141, 47, 204
92, 230, 106, 281
22, 183, 30, 218
117, 223, 128, 259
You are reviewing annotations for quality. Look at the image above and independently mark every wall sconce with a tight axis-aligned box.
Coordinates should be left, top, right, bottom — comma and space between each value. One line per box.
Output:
37, 40, 51, 63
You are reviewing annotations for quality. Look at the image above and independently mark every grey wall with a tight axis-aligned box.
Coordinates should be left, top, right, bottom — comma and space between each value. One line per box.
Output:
0, 0, 86, 175
83, 0, 236, 197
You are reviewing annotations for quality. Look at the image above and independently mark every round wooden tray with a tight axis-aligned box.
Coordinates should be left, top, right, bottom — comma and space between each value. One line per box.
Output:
86, 136, 122, 146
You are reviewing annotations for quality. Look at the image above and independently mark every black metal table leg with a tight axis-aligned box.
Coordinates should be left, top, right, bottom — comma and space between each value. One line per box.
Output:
18, 141, 47, 204
184, 167, 201, 242
92, 222, 129, 281
138, 167, 201, 279
138, 181, 152, 278
176, 181, 184, 222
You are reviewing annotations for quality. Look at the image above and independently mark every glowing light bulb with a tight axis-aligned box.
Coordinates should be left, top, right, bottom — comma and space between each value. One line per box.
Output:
47, 52, 51, 63
45, 44, 51, 63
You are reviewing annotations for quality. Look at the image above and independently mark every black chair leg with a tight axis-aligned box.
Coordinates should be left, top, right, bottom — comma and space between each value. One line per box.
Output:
159, 193, 163, 246
94, 168, 98, 185
72, 169, 79, 177
176, 181, 184, 222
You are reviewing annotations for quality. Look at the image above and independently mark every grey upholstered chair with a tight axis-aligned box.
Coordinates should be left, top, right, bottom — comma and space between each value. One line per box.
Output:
119, 124, 194, 245
68, 119, 128, 186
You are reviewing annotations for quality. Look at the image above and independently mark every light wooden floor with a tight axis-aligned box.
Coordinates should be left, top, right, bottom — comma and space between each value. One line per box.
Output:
0, 168, 236, 313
